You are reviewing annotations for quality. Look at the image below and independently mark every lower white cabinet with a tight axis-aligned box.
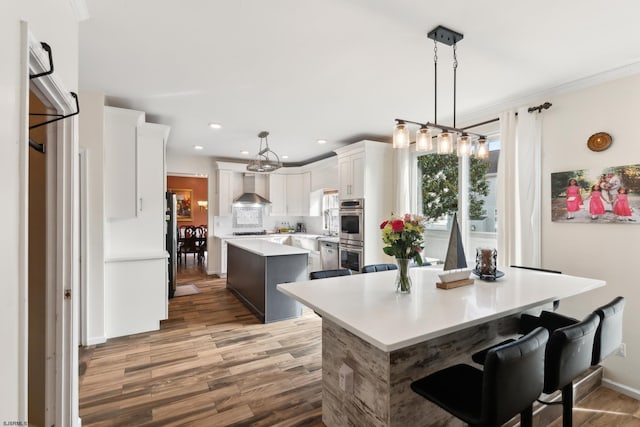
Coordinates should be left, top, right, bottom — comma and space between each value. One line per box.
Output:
211, 237, 229, 276
308, 251, 321, 274
104, 256, 167, 337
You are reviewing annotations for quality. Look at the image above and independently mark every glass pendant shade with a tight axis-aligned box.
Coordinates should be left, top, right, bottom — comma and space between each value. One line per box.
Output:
437, 131, 454, 154
415, 127, 433, 152
393, 122, 410, 148
475, 138, 489, 159
457, 134, 471, 156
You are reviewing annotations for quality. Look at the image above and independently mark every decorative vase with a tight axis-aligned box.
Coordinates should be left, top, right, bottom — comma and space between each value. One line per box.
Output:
395, 258, 412, 293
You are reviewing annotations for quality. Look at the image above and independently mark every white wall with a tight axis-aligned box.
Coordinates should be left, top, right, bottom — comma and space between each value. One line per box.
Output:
542, 73, 640, 393
1, 0, 79, 421
78, 91, 106, 344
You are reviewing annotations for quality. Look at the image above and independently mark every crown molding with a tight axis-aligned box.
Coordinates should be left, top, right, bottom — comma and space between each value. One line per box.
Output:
459, 61, 640, 127
68, 0, 90, 21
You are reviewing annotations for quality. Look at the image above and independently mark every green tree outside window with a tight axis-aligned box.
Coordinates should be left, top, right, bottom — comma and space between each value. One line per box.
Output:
418, 154, 490, 222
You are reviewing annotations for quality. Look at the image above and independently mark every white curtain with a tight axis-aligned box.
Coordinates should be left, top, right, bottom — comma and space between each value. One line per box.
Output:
497, 107, 542, 268
394, 146, 412, 215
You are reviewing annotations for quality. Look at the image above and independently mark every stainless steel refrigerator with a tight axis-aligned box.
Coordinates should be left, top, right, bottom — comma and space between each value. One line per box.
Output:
166, 192, 177, 298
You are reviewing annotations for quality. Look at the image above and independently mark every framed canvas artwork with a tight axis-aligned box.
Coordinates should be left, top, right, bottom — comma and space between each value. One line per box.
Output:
551, 163, 640, 224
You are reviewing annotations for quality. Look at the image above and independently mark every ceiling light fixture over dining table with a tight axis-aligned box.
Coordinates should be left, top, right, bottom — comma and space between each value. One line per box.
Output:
393, 25, 489, 159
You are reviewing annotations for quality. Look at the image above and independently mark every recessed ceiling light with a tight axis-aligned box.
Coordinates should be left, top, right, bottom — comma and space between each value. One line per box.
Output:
208, 122, 221, 129
193, 145, 204, 150
282, 155, 289, 159
240, 150, 249, 155
317, 139, 327, 144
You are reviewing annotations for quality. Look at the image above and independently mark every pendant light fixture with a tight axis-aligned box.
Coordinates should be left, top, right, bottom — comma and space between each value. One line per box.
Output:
475, 137, 489, 159
415, 126, 432, 151
246, 131, 283, 172
393, 25, 488, 159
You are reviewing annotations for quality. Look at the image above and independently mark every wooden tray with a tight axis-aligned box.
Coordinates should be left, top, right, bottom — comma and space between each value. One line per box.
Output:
436, 278, 475, 289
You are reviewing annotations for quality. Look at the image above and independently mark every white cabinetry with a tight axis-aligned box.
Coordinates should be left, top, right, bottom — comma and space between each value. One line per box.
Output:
334, 140, 394, 267
215, 170, 243, 216
338, 151, 365, 199
214, 163, 269, 216
104, 107, 145, 218
211, 237, 228, 276
268, 174, 287, 216
268, 172, 310, 216
286, 173, 310, 216
104, 112, 171, 338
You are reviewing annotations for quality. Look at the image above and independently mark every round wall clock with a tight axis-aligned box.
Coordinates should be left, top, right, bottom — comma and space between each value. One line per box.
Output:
587, 132, 612, 152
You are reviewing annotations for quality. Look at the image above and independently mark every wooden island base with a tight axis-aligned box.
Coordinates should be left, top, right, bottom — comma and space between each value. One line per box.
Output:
321, 314, 522, 426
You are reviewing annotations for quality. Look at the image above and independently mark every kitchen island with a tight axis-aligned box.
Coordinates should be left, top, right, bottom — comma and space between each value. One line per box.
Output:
277, 266, 605, 426
227, 239, 309, 323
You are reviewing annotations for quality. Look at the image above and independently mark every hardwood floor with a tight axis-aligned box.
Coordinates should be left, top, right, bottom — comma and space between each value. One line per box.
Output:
79, 260, 323, 426
79, 259, 640, 426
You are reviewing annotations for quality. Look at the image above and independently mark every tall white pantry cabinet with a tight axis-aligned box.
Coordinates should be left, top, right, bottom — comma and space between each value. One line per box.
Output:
103, 106, 171, 338
334, 140, 394, 266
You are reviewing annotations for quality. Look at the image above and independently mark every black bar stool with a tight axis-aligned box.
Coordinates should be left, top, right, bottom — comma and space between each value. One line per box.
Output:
309, 268, 352, 280
361, 263, 397, 273
471, 297, 624, 426
541, 312, 600, 427
411, 327, 549, 427
591, 296, 625, 364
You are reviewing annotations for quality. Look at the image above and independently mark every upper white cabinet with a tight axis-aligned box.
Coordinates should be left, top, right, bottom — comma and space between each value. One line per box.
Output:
268, 172, 310, 216
215, 169, 242, 216
335, 141, 393, 201
104, 107, 145, 218
268, 173, 287, 216
338, 151, 365, 199
105, 119, 170, 256
286, 173, 310, 216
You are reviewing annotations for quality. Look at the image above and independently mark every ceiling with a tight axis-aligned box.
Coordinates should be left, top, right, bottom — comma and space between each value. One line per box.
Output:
79, 0, 640, 165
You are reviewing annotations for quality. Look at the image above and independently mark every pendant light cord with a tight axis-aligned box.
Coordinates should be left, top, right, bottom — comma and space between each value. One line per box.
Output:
433, 39, 438, 125
453, 42, 458, 128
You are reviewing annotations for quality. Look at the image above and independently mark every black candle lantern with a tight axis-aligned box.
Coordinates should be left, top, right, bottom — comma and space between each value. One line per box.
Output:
475, 248, 498, 280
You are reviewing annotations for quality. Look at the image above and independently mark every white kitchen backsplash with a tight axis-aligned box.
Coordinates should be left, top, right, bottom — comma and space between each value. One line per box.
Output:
213, 215, 309, 236
232, 205, 263, 229
303, 217, 324, 234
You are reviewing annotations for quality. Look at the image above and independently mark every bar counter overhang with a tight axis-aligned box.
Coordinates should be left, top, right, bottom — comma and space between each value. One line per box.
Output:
277, 266, 605, 426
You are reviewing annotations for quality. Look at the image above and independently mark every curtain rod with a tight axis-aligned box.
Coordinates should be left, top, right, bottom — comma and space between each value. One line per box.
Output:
461, 101, 552, 131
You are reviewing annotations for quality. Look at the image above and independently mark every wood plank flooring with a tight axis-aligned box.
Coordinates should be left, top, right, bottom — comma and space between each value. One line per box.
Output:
79, 259, 640, 426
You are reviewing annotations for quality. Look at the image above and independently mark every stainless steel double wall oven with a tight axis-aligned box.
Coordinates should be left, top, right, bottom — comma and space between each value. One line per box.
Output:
339, 198, 364, 272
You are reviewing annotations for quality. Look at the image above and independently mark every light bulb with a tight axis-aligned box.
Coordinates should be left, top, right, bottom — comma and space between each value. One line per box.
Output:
415, 127, 432, 152
475, 138, 489, 159
457, 134, 471, 156
437, 132, 453, 154
393, 122, 410, 148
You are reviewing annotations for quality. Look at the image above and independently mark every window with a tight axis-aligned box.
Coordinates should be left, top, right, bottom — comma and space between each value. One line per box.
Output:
414, 136, 500, 259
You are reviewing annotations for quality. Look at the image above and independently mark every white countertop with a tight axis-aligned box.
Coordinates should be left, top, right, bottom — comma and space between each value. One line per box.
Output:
213, 232, 322, 240
227, 238, 310, 257
277, 266, 605, 352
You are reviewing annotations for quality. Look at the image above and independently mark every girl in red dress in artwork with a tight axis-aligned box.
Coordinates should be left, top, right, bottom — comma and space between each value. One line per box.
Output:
613, 187, 633, 221
566, 178, 582, 219
589, 184, 606, 220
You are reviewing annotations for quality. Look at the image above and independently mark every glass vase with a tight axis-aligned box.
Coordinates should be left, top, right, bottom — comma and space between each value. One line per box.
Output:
395, 258, 412, 293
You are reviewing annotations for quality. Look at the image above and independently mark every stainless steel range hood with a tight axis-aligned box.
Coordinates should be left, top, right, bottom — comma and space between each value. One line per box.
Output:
233, 174, 271, 205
